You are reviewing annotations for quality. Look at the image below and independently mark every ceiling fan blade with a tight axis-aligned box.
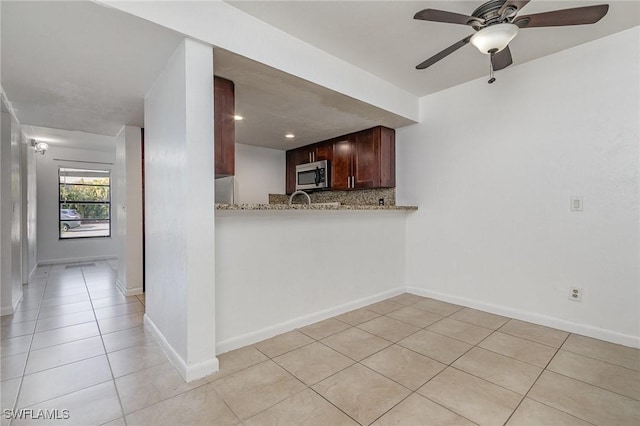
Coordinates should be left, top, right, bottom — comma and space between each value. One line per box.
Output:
416, 35, 473, 70
498, 0, 530, 17
414, 9, 482, 26
491, 46, 513, 71
515, 4, 609, 28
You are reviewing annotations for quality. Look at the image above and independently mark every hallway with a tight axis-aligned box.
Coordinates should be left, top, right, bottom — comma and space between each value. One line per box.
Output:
1, 260, 148, 425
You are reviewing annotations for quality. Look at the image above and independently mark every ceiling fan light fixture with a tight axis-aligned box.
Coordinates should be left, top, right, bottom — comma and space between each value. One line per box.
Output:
470, 23, 519, 54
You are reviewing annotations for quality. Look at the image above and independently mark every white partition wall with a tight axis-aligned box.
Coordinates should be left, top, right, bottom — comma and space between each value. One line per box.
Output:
115, 125, 143, 295
143, 38, 217, 381
1, 111, 14, 314
0, 108, 25, 315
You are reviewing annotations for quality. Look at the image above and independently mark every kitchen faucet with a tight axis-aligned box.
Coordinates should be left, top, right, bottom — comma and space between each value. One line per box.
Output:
288, 190, 311, 206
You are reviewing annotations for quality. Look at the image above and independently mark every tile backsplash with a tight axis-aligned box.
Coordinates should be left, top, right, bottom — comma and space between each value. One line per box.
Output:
269, 188, 395, 206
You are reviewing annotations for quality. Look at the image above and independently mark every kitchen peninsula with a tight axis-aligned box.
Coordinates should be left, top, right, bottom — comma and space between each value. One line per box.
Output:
213, 118, 417, 352
215, 203, 417, 211
215, 187, 417, 211
215, 201, 413, 353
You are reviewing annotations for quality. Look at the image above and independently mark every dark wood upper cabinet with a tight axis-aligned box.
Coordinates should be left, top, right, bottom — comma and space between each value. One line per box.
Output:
331, 139, 352, 190
354, 126, 395, 189
285, 126, 395, 194
315, 144, 333, 162
377, 126, 396, 188
214, 76, 235, 178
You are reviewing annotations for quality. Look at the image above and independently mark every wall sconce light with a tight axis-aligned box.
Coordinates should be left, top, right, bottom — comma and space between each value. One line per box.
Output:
32, 140, 49, 155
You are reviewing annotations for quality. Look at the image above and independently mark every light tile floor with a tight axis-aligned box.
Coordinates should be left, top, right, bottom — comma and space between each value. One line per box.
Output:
1, 261, 639, 425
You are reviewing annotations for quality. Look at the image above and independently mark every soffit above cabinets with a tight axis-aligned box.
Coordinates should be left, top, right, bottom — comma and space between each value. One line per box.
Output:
213, 49, 414, 151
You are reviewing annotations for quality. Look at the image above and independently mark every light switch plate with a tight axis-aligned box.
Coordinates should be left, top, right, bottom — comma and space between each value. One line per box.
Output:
570, 196, 583, 212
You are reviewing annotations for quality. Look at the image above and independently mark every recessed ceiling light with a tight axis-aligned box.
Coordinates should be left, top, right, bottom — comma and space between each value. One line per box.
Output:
233, 115, 244, 121
285, 133, 295, 139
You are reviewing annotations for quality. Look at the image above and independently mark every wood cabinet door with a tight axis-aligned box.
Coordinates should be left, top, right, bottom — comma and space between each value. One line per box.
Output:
314, 143, 333, 162
285, 148, 312, 194
331, 139, 352, 190
214, 77, 235, 177
378, 127, 395, 188
352, 128, 379, 189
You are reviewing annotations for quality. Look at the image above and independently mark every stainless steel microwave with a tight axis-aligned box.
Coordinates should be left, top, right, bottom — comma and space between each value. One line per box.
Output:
296, 160, 330, 191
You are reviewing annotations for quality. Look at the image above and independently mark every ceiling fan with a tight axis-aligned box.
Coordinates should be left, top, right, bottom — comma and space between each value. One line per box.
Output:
414, 0, 609, 83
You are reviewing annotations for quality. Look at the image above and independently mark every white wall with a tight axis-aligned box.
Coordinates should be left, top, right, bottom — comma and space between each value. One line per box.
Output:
1, 111, 14, 314
234, 143, 285, 204
9, 116, 23, 310
397, 27, 640, 347
215, 210, 408, 353
115, 126, 143, 295
36, 145, 117, 264
24, 137, 37, 281
144, 38, 216, 381
1, 107, 25, 315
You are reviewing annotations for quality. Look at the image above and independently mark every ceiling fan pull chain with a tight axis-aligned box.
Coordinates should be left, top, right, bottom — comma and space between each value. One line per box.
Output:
488, 53, 496, 84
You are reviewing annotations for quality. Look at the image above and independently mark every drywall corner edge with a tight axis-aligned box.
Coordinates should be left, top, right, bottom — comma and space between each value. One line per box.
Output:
144, 314, 219, 382
0, 291, 22, 316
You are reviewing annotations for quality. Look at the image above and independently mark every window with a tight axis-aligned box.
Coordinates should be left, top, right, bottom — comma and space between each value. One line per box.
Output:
59, 168, 111, 239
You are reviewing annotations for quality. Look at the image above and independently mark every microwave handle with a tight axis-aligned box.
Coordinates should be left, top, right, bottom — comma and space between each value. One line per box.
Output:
314, 167, 321, 186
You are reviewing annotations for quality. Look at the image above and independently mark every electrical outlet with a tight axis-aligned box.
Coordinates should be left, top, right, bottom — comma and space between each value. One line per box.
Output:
568, 287, 583, 302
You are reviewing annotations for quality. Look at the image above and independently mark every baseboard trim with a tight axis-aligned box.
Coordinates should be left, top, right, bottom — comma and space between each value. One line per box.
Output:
115, 279, 143, 296
27, 264, 38, 284
215, 287, 406, 354
406, 287, 640, 349
1, 291, 23, 316
38, 255, 117, 265
143, 314, 219, 382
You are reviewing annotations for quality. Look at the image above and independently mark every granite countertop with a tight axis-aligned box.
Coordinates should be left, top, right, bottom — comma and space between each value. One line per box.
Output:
215, 203, 418, 211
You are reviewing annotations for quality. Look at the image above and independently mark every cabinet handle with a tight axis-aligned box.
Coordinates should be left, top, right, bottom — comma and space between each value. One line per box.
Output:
347, 177, 350, 188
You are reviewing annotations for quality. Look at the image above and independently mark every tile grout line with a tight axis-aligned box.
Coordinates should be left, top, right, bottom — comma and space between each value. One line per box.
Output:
306, 386, 362, 425
501, 332, 573, 425
10, 264, 50, 420
558, 345, 640, 373
538, 365, 640, 403
354, 301, 537, 424
268, 319, 470, 425
3, 264, 123, 415
247, 329, 411, 425
81, 267, 129, 426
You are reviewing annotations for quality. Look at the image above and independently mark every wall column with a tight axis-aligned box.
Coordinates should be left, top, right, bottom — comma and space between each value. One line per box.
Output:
115, 125, 143, 295
143, 38, 216, 381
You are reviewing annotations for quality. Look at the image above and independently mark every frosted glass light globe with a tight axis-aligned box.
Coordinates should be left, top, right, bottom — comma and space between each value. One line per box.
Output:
470, 23, 519, 54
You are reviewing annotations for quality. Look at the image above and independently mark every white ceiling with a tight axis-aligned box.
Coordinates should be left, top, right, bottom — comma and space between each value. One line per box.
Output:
1, 0, 184, 136
2, 1, 637, 152
22, 125, 117, 152
228, 1, 640, 96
